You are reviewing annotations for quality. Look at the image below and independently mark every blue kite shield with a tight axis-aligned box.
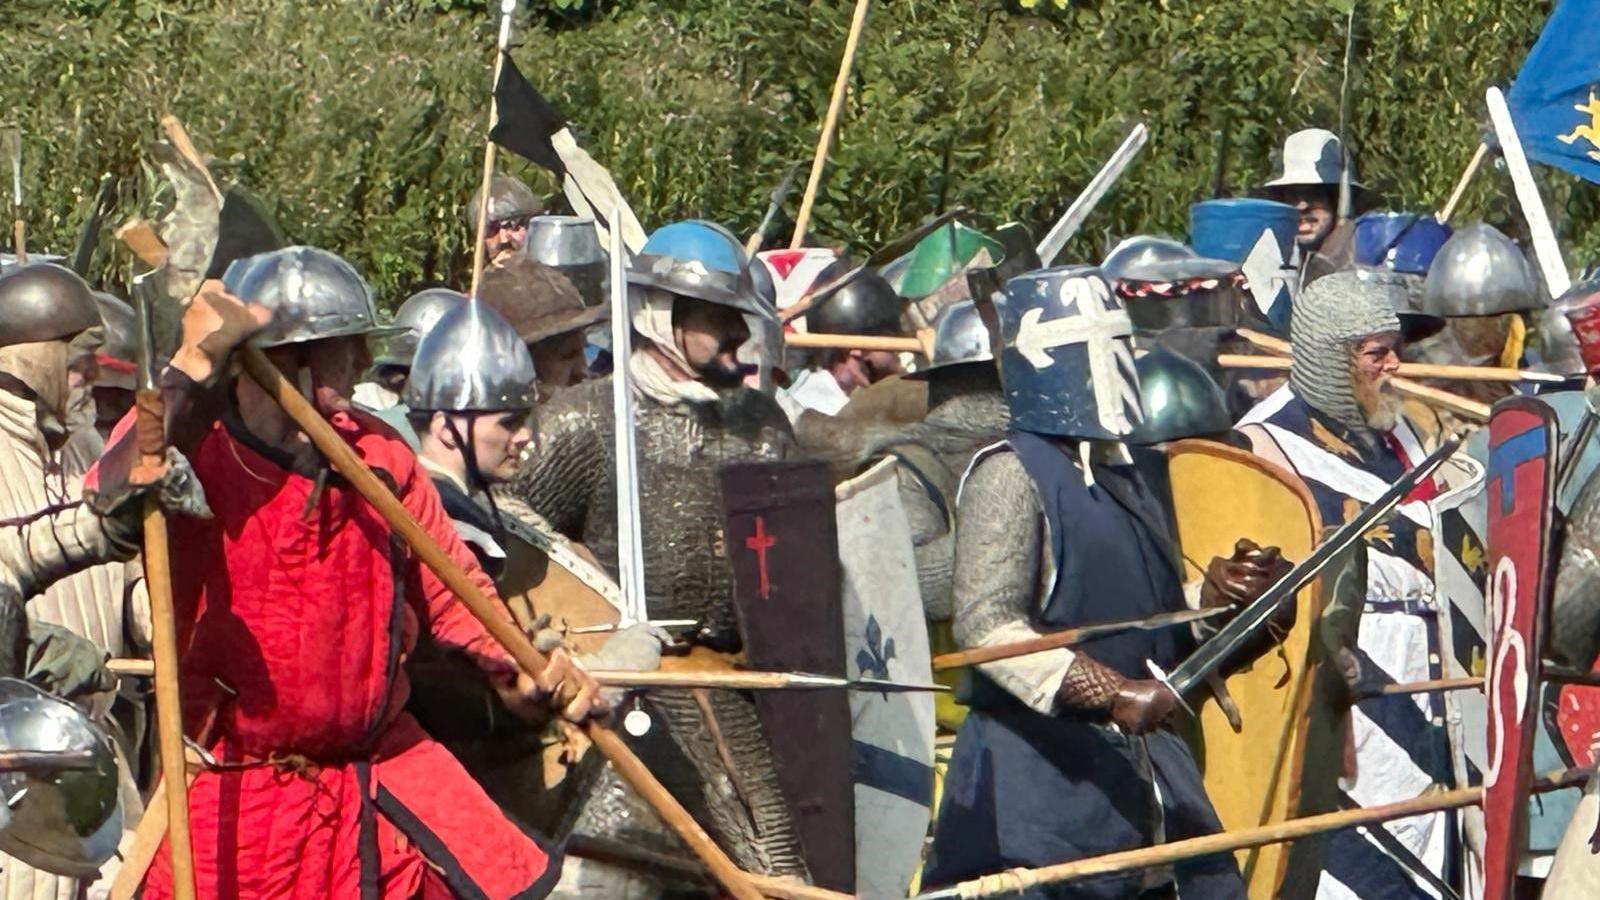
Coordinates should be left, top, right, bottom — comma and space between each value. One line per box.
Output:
1507, 0, 1600, 184
995, 265, 1142, 441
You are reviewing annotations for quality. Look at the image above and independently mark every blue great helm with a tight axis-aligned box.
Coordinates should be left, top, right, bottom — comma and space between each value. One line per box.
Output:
626, 220, 774, 321
996, 265, 1143, 441
1352, 212, 1452, 276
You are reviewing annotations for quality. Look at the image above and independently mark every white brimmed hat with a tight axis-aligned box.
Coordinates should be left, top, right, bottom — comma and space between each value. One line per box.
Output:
1262, 128, 1374, 202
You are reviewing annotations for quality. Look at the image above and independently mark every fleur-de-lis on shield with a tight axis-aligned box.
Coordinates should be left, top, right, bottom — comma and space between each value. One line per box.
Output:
856, 614, 897, 686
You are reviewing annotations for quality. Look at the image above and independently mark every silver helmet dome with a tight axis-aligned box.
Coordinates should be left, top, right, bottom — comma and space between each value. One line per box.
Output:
403, 300, 537, 413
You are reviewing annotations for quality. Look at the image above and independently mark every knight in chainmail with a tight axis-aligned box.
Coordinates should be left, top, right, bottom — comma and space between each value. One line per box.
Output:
923, 267, 1290, 900
512, 221, 805, 895
1236, 270, 1459, 899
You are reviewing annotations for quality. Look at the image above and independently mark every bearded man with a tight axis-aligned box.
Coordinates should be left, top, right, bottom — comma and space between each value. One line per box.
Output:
514, 220, 806, 894
1237, 270, 1456, 899
470, 172, 542, 268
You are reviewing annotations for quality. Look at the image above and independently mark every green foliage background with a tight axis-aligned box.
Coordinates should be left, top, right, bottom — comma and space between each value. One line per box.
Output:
0, 0, 1583, 306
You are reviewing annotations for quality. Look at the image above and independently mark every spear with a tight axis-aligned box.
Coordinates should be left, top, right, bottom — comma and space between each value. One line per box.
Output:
790, 0, 872, 248
747, 165, 799, 255
931, 608, 1230, 671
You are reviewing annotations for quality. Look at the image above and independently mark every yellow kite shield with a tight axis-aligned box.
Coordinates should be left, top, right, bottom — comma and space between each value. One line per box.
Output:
1165, 439, 1324, 899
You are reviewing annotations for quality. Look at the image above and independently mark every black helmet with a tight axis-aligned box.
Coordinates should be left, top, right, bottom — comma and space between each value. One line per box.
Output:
805, 269, 904, 336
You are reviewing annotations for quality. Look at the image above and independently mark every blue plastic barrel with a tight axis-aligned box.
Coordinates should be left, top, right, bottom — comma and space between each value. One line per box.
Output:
1189, 199, 1299, 264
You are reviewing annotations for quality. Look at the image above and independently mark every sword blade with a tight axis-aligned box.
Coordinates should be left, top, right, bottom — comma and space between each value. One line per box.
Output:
1167, 436, 1462, 697
1035, 122, 1148, 266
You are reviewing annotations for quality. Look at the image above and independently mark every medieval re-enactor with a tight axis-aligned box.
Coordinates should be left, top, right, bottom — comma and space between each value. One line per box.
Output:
353, 286, 465, 417
514, 220, 807, 888
923, 266, 1290, 899
1258, 128, 1376, 285
0, 261, 148, 897
865, 300, 1008, 727
91, 247, 602, 899
1236, 270, 1455, 899
470, 171, 542, 267
479, 254, 607, 399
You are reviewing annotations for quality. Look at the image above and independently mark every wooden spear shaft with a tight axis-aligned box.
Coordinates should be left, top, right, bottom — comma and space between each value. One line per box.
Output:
237, 347, 763, 900
1215, 353, 1562, 385
468, 2, 515, 299
784, 330, 930, 355
567, 835, 854, 900
789, 0, 871, 248
1437, 142, 1488, 224
916, 768, 1590, 899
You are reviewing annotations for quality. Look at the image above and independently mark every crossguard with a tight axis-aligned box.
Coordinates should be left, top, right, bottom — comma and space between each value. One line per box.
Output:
1146, 660, 1196, 718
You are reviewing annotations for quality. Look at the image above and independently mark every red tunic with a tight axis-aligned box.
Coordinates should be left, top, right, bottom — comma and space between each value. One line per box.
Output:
131, 410, 557, 899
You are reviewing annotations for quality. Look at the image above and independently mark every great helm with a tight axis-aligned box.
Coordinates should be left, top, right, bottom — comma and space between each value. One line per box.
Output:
1127, 346, 1231, 445
468, 173, 540, 230
996, 265, 1142, 441
1100, 236, 1241, 333
0, 263, 101, 350
0, 679, 123, 878
805, 268, 904, 337
223, 247, 405, 349
403, 301, 538, 413
372, 288, 467, 370
626, 220, 773, 321
1423, 222, 1543, 317
914, 299, 994, 375
523, 215, 607, 308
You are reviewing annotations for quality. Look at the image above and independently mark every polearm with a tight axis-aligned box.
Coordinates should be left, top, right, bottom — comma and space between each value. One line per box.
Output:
468, 0, 518, 300
4, 126, 23, 261
790, 0, 872, 248
911, 767, 1590, 899
1437, 142, 1489, 223
1214, 353, 1568, 385
747, 165, 798, 255
235, 348, 764, 900
931, 608, 1230, 671
130, 260, 197, 899
568, 835, 853, 900
1035, 122, 1149, 266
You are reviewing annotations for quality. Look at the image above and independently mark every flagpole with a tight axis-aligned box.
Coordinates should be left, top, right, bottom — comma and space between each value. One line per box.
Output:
469, 0, 518, 299
790, 0, 871, 249
1486, 86, 1571, 298
1437, 142, 1488, 223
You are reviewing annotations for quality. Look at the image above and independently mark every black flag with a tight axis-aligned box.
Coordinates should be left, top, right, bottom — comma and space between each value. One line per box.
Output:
489, 53, 568, 175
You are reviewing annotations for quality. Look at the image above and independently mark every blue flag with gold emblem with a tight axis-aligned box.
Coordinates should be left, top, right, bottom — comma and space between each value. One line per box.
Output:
1508, 0, 1600, 183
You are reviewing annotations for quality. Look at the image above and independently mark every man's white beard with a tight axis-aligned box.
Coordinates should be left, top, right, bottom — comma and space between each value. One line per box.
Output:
1359, 389, 1403, 432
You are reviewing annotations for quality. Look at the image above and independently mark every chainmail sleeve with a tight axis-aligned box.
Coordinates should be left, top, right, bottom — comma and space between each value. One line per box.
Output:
951, 449, 1075, 714
895, 466, 956, 620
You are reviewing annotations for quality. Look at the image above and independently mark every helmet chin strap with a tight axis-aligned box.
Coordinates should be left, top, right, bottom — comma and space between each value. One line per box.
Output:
443, 414, 505, 536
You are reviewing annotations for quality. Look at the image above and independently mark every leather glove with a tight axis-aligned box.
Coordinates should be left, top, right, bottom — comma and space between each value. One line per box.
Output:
24, 621, 115, 702
1110, 678, 1180, 735
577, 623, 667, 673
1200, 539, 1290, 609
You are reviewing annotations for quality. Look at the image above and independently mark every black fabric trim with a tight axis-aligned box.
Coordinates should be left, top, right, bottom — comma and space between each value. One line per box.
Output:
883, 448, 951, 525
357, 763, 380, 900
374, 784, 563, 900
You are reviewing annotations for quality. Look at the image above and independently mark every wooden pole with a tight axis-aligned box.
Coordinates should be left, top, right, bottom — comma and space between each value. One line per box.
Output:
139, 490, 196, 900
237, 347, 764, 900
784, 331, 925, 354
916, 768, 1590, 899
932, 608, 1229, 671
469, 0, 517, 299
1215, 353, 1563, 385
789, 0, 871, 249
1437, 142, 1488, 224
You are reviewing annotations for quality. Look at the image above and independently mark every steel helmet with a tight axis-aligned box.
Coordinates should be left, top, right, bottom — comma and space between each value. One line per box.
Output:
0, 263, 101, 350
1352, 212, 1452, 275
372, 288, 466, 369
223, 247, 404, 348
0, 679, 123, 877
1101, 236, 1237, 284
1423, 222, 1542, 317
1103, 237, 1241, 333
403, 301, 537, 413
914, 299, 994, 374
1127, 347, 1231, 445
805, 269, 904, 337
627, 220, 773, 320
468, 173, 540, 230
523, 215, 607, 308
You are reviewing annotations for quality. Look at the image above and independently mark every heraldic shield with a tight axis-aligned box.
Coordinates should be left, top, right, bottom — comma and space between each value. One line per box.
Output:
1166, 439, 1324, 899
1482, 398, 1559, 900
719, 460, 856, 891
835, 458, 936, 900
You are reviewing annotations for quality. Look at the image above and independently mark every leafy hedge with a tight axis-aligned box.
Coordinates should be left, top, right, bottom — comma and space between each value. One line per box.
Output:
0, 0, 1582, 307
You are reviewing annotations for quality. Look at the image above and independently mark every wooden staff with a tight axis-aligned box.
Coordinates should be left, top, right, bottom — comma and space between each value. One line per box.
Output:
1437, 142, 1488, 224
1363, 676, 1480, 698
914, 767, 1590, 899
124, 229, 196, 900
1216, 354, 1563, 385
237, 348, 763, 900
784, 330, 933, 356
567, 835, 853, 900
468, 0, 518, 299
790, 0, 872, 248
1232, 329, 1491, 421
